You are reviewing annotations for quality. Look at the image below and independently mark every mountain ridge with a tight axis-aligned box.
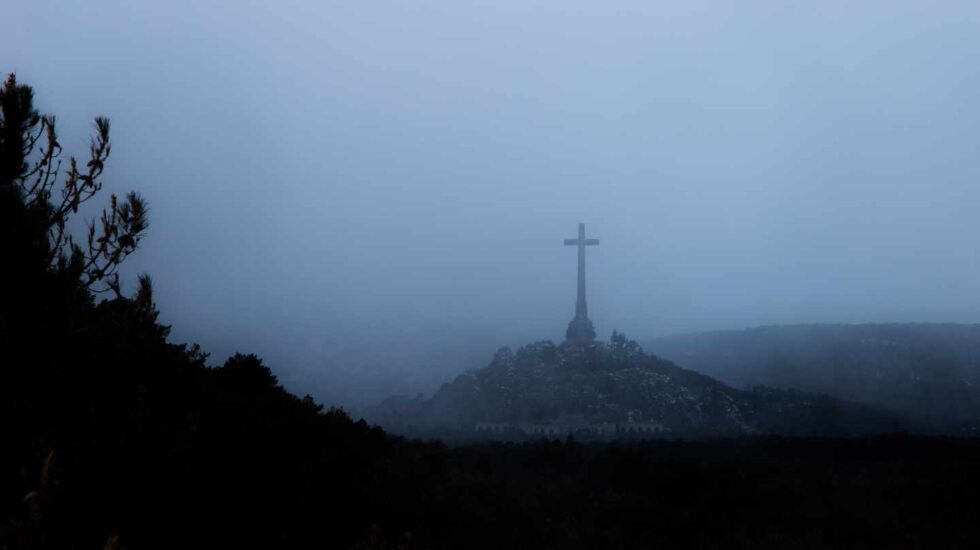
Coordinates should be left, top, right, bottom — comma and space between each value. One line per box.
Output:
367, 336, 913, 439
648, 322, 980, 428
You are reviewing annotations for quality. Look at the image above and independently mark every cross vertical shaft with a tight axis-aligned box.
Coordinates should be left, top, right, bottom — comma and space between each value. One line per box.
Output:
576, 223, 588, 319
563, 223, 599, 344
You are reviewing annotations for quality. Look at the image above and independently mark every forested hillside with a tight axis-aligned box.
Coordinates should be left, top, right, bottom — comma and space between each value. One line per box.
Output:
370, 337, 911, 438
651, 324, 980, 427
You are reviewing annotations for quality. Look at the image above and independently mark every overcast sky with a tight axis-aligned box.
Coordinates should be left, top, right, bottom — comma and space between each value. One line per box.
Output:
6, 1, 980, 404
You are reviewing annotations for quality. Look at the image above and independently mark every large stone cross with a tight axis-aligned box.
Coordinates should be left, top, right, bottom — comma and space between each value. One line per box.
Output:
564, 223, 599, 344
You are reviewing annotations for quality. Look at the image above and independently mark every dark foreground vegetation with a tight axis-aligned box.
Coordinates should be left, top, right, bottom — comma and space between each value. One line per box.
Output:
4, 74, 980, 549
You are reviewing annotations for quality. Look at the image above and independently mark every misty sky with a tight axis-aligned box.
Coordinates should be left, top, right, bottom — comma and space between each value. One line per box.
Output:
6, 1, 980, 404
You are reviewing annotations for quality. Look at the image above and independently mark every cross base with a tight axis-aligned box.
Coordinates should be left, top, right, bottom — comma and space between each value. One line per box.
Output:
565, 315, 596, 346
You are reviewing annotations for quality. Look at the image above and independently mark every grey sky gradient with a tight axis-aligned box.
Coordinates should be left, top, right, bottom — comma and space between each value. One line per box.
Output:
5, 1, 980, 404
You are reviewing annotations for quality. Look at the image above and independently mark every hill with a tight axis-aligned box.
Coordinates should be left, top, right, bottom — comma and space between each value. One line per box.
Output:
8, 73, 980, 549
368, 336, 912, 438
650, 323, 980, 428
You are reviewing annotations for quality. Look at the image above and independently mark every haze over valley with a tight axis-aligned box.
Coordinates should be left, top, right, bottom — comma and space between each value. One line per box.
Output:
7, 3, 980, 546
8, 2, 980, 409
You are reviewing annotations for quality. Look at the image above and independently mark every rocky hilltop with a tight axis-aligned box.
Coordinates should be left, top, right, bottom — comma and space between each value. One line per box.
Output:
368, 335, 911, 439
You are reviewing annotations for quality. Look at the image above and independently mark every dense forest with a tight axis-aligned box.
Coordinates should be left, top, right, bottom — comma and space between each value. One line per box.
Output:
5, 75, 980, 548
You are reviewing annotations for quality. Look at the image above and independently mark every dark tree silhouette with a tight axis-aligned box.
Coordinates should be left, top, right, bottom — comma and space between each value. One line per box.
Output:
0, 73, 148, 298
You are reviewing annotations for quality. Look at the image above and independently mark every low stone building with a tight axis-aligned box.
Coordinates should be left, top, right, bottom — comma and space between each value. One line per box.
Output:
475, 421, 667, 439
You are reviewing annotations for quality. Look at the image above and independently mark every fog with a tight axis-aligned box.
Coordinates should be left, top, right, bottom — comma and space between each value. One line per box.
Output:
6, 1, 980, 406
